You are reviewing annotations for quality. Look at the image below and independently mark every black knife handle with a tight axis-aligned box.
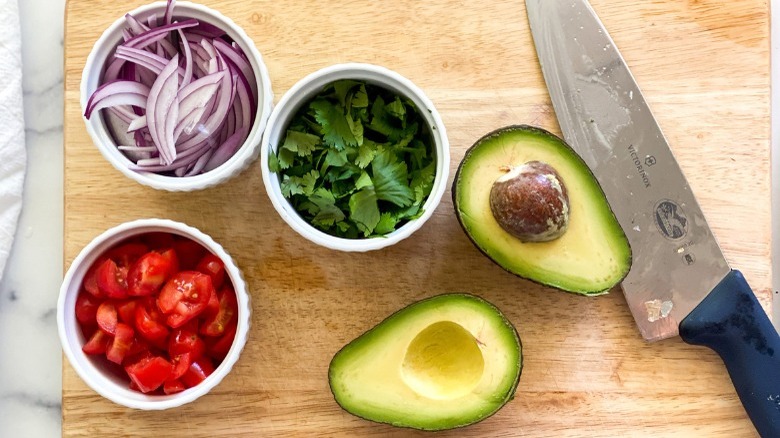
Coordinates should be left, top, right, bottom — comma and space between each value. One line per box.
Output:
679, 270, 780, 437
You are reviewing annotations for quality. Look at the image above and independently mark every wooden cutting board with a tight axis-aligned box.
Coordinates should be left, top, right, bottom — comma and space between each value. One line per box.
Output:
63, 0, 772, 436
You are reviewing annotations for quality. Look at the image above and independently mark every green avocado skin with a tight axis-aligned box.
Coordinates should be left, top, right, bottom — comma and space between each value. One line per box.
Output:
451, 125, 632, 295
328, 293, 522, 431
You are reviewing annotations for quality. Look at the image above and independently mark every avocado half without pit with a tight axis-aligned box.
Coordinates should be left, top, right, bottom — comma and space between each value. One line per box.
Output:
328, 294, 522, 431
453, 125, 631, 295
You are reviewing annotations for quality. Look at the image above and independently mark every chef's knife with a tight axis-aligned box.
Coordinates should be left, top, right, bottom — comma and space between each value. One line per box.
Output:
526, 0, 780, 435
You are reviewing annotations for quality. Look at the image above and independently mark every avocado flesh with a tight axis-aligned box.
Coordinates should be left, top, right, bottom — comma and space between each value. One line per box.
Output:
453, 125, 631, 295
328, 294, 522, 431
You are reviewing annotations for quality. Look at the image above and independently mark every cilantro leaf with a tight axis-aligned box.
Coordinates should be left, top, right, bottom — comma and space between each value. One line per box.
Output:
355, 140, 379, 168
372, 150, 414, 207
281, 131, 320, 157
311, 99, 356, 150
310, 188, 346, 228
349, 187, 381, 236
374, 212, 399, 235
276, 147, 296, 170
368, 95, 394, 137
352, 84, 368, 108
268, 151, 280, 173
281, 170, 319, 198
386, 96, 406, 121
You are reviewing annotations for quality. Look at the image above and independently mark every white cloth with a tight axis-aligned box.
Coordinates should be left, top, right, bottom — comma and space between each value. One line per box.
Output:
0, 0, 26, 281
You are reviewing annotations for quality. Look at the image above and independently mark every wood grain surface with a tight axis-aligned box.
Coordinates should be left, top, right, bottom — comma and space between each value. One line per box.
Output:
63, 0, 771, 436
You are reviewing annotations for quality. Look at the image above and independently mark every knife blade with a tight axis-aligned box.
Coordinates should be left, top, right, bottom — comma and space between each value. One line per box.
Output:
526, 0, 780, 435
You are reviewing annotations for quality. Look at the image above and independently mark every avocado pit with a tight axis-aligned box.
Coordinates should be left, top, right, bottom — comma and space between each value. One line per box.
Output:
489, 160, 570, 242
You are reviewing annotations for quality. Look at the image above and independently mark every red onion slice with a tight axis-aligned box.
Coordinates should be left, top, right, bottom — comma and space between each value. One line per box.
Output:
145, 55, 180, 165
85, 80, 150, 118
124, 19, 198, 50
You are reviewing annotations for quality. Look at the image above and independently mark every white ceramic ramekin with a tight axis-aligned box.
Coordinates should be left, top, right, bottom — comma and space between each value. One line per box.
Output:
57, 218, 251, 410
260, 63, 450, 252
80, 1, 274, 191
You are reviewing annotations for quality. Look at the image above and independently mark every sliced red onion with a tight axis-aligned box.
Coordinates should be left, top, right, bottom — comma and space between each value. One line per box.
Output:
213, 39, 257, 106
164, 0, 175, 25
85, 80, 150, 118
203, 127, 249, 172
145, 55, 180, 165
177, 29, 193, 88
88, 0, 257, 177
124, 19, 198, 50
127, 116, 147, 132
124, 13, 150, 36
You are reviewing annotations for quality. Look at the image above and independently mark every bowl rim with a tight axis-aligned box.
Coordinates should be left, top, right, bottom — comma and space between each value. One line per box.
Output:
56, 218, 251, 410
259, 62, 450, 252
79, 1, 274, 191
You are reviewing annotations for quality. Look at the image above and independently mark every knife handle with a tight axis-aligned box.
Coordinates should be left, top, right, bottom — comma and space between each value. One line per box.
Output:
679, 270, 780, 437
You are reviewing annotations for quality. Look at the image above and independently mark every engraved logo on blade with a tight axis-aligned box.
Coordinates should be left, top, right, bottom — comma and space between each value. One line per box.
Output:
654, 200, 687, 240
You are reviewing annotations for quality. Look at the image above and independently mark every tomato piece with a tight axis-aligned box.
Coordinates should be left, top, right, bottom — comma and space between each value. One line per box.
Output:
124, 356, 173, 393
170, 351, 193, 379
134, 298, 169, 343
106, 322, 134, 364
204, 287, 220, 318
169, 327, 206, 360
163, 378, 186, 395
205, 321, 237, 361
157, 271, 213, 328
201, 288, 238, 337
196, 254, 225, 290
159, 249, 179, 276
173, 238, 205, 270
82, 329, 111, 355
96, 301, 118, 335
75, 292, 102, 326
116, 299, 138, 325
106, 242, 149, 267
127, 251, 176, 296
181, 356, 215, 388
140, 232, 175, 250
96, 259, 128, 299
83, 256, 107, 297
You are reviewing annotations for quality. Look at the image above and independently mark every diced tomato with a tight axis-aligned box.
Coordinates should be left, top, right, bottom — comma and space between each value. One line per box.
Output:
96, 301, 118, 335
205, 321, 237, 361
106, 242, 149, 268
96, 259, 128, 299
127, 251, 176, 296
201, 288, 238, 337
159, 249, 179, 277
157, 271, 213, 328
106, 322, 134, 364
170, 351, 193, 380
75, 292, 102, 326
125, 356, 174, 393
173, 238, 205, 270
163, 378, 186, 395
83, 256, 107, 297
196, 254, 225, 290
204, 287, 220, 318
169, 327, 206, 360
116, 299, 138, 325
75, 234, 232, 395
140, 232, 175, 251
82, 329, 111, 355
134, 298, 169, 343
181, 356, 215, 388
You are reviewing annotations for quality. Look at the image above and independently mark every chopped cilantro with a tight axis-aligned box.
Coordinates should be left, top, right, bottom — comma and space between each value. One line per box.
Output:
270, 80, 436, 238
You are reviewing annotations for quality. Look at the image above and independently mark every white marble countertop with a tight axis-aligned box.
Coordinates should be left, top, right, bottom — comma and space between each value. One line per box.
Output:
0, 0, 64, 436
0, 0, 776, 436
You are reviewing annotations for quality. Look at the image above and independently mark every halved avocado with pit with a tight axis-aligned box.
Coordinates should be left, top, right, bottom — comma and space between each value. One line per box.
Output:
328, 293, 521, 431
452, 125, 631, 295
